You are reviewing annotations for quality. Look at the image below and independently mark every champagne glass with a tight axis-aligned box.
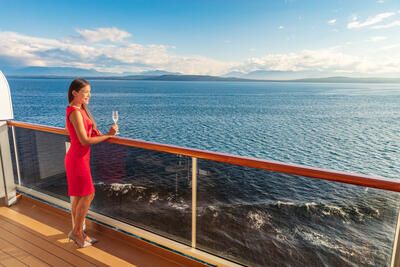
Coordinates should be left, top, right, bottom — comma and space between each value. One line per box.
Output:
112, 110, 119, 135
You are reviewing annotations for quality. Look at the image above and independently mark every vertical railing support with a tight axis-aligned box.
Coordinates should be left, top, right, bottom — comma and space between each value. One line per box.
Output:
11, 126, 21, 186
192, 157, 197, 248
391, 207, 400, 267
0, 146, 8, 205
0, 122, 17, 206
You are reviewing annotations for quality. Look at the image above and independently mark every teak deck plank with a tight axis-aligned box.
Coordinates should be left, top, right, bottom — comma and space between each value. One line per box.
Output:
0, 226, 73, 266
0, 237, 49, 267
0, 195, 208, 267
0, 216, 97, 266
0, 238, 36, 267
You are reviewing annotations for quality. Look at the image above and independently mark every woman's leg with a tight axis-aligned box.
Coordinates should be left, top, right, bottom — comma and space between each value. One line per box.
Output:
72, 193, 95, 245
72, 196, 84, 241
71, 196, 79, 227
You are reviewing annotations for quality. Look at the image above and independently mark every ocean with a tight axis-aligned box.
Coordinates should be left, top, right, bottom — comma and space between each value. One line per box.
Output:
8, 78, 400, 266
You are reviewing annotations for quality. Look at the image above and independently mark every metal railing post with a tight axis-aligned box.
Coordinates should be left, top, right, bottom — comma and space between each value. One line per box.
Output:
0, 146, 8, 205
11, 126, 21, 186
0, 122, 17, 206
391, 207, 400, 267
192, 157, 197, 248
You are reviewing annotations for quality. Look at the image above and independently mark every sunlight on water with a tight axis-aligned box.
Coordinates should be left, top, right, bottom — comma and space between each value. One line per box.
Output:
9, 78, 400, 179
8, 78, 400, 266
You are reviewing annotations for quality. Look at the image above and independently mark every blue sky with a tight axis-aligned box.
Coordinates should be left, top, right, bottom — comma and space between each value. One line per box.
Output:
0, 0, 399, 76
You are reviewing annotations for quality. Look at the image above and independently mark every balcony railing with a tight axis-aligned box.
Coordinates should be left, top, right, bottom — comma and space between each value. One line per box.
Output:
4, 120, 400, 267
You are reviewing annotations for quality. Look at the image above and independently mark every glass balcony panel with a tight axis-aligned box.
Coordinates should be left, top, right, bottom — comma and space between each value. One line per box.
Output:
12, 127, 69, 201
10, 127, 192, 245
196, 159, 400, 267
89, 142, 192, 245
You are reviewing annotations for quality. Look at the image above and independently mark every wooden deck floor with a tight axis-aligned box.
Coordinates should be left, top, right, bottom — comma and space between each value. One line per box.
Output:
0, 195, 210, 267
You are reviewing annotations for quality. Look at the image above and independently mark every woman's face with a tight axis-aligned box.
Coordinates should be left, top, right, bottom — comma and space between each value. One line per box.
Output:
72, 85, 91, 105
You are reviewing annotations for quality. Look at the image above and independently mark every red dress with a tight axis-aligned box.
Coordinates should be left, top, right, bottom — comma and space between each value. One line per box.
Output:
65, 106, 95, 196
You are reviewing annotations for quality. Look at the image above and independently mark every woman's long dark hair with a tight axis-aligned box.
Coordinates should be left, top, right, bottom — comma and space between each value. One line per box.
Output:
68, 78, 97, 129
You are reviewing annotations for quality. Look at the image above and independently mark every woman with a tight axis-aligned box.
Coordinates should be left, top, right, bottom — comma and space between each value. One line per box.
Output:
65, 78, 118, 248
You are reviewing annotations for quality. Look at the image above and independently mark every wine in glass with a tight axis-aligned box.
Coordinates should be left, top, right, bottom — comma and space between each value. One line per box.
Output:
112, 110, 119, 135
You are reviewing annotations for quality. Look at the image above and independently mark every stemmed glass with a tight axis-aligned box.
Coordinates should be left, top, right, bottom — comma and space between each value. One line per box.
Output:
112, 110, 119, 135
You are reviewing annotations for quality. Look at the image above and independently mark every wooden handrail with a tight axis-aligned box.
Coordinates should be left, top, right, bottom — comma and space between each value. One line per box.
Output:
7, 120, 400, 193
8, 120, 68, 135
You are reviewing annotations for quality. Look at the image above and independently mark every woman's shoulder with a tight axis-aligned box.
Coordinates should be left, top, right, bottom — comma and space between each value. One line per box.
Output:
67, 106, 83, 111
66, 106, 82, 116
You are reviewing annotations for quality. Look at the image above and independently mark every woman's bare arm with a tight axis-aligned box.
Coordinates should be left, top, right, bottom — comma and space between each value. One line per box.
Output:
69, 110, 115, 146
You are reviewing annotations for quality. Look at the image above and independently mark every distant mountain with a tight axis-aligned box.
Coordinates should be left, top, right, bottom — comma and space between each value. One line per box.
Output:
246, 70, 299, 79
3, 66, 182, 78
138, 70, 181, 76
223, 69, 329, 80
0, 66, 17, 75
5, 66, 115, 77
4, 66, 400, 83
140, 74, 250, 81
120, 70, 181, 76
290, 76, 400, 83
222, 71, 247, 78
132, 75, 400, 83
223, 69, 400, 80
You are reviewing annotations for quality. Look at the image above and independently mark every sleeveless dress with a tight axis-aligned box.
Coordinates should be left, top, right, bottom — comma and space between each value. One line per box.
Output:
65, 106, 95, 196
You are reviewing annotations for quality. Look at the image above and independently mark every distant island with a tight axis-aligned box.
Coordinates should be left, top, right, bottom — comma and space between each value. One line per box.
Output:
7, 74, 400, 84
3, 66, 400, 83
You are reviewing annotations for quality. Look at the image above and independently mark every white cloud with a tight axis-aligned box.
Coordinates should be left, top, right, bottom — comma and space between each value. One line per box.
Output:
240, 48, 360, 72
278, 26, 284, 30
377, 43, 400, 51
328, 19, 337, 25
347, 12, 395, 29
377, 0, 384, 3
366, 36, 387, 42
230, 47, 400, 75
1, 28, 399, 76
76, 27, 131, 43
372, 20, 400, 29
0, 31, 63, 66
0, 30, 237, 75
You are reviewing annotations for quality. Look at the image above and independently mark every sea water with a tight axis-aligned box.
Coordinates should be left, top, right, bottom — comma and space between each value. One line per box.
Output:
8, 78, 400, 266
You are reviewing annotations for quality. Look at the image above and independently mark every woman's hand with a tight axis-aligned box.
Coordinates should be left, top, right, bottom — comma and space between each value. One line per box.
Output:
108, 125, 118, 136
91, 129, 102, 137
